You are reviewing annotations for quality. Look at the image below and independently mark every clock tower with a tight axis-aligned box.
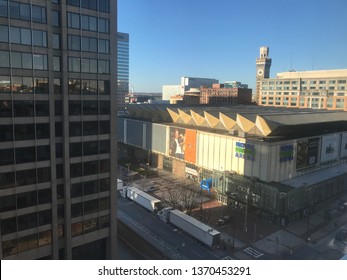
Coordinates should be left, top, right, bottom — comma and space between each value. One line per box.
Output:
255, 46, 272, 103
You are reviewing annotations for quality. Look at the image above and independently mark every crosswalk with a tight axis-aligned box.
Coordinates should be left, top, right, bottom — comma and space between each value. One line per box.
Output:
243, 247, 264, 258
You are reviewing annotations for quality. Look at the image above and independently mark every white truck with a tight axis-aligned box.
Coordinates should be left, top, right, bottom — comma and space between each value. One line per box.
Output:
117, 179, 124, 191
122, 186, 161, 212
157, 208, 220, 248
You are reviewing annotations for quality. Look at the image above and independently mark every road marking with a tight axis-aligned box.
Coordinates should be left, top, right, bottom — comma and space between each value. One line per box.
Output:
191, 250, 201, 257
243, 247, 264, 258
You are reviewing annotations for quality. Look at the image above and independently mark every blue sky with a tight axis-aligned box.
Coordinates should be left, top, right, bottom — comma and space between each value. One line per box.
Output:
118, 0, 347, 93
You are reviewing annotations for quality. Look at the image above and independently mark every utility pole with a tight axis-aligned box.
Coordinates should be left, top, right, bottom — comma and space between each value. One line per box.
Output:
243, 187, 249, 232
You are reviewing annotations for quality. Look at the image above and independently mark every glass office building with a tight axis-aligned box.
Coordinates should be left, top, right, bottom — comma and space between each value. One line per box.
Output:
117, 32, 129, 108
0, 0, 117, 259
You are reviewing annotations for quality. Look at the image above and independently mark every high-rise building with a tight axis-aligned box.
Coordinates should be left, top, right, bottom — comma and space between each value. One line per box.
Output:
117, 32, 129, 108
0, 0, 117, 259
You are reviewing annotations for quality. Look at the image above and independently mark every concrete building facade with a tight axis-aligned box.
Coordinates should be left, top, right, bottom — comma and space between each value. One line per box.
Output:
0, 0, 117, 259
259, 69, 347, 111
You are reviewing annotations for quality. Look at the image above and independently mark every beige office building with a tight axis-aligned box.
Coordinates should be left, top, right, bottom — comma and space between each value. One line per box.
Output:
256, 47, 347, 111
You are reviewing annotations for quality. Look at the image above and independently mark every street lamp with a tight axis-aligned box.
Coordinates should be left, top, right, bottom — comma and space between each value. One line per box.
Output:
243, 187, 250, 232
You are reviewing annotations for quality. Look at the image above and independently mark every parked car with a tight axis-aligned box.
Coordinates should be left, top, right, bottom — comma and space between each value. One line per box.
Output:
146, 186, 160, 193
335, 229, 347, 241
217, 215, 233, 227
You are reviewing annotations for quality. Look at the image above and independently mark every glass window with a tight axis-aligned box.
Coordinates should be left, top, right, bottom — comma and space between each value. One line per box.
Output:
0, 100, 12, 117
69, 122, 82, 136
52, 10, 60, 26
55, 122, 62, 137
83, 121, 98, 135
68, 35, 80, 51
0, 76, 11, 93
9, 1, 20, 19
16, 168, 36, 186
70, 142, 82, 157
71, 182, 83, 198
38, 167, 50, 183
99, 197, 109, 211
0, 171, 15, 189
0, 51, 9, 68
100, 159, 109, 173
33, 54, 48, 70
35, 101, 49, 116
100, 121, 110, 134
15, 124, 35, 141
36, 123, 50, 139
34, 77, 48, 94
53, 33, 60, 49
71, 222, 83, 236
99, 0, 109, 13
68, 57, 80, 72
37, 145, 50, 161
19, 3, 30, 20
90, 59, 97, 73
81, 14, 89, 30
32, 5, 46, 23
22, 53, 32, 69
83, 101, 98, 115
98, 39, 109, 53
89, 16, 97, 31
89, 37, 97, 52
18, 213, 38, 231
68, 0, 80, 7
10, 26, 21, 44
38, 209, 52, 226
55, 143, 63, 158
39, 230, 52, 247
0, 25, 9, 42
81, 36, 89, 51
1, 217, 17, 235
0, 0, 8, 17
70, 162, 82, 178
0, 148, 14, 166
83, 218, 98, 233
13, 100, 34, 117
100, 178, 110, 192
98, 60, 109, 74
81, 58, 89, 73
68, 12, 80, 29
15, 146, 36, 164
98, 18, 109, 33
69, 101, 82, 116
99, 215, 109, 229
53, 102, 62, 118
99, 101, 110, 115
99, 140, 110, 154
0, 194, 16, 212
53, 56, 61, 71
71, 202, 83, 218
83, 141, 98, 156
54, 79, 61, 94
84, 199, 98, 215
56, 164, 63, 179
17, 191, 37, 209
21, 28, 31, 45
33, 30, 47, 47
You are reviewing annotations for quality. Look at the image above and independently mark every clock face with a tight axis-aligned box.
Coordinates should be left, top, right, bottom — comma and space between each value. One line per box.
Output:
257, 69, 264, 76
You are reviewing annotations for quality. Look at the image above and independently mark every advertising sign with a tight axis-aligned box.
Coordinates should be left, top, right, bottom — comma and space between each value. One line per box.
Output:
280, 144, 294, 162
341, 133, 347, 158
296, 138, 319, 169
235, 142, 255, 161
168, 127, 185, 159
184, 129, 196, 164
321, 134, 339, 162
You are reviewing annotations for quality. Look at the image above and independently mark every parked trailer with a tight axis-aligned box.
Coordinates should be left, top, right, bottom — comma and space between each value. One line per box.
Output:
167, 209, 220, 247
117, 179, 124, 191
126, 187, 161, 212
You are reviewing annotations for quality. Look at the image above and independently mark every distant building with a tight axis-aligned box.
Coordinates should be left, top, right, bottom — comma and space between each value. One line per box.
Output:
162, 77, 218, 100
200, 83, 252, 105
259, 69, 347, 111
117, 32, 129, 108
183, 88, 201, 105
256, 47, 347, 111
162, 85, 182, 101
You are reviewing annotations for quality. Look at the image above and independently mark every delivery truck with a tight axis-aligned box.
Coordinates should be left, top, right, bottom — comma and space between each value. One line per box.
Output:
157, 208, 220, 247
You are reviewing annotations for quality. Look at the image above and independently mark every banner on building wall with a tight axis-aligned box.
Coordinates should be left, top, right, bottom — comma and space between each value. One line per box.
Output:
321, 134, 339, 162
296, 138, 319, 169
168, 127, 185, 160
341, 133, 347, 158
280, 144, 294, 162
184, 129, 197, 164
235, 142, 255, 161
